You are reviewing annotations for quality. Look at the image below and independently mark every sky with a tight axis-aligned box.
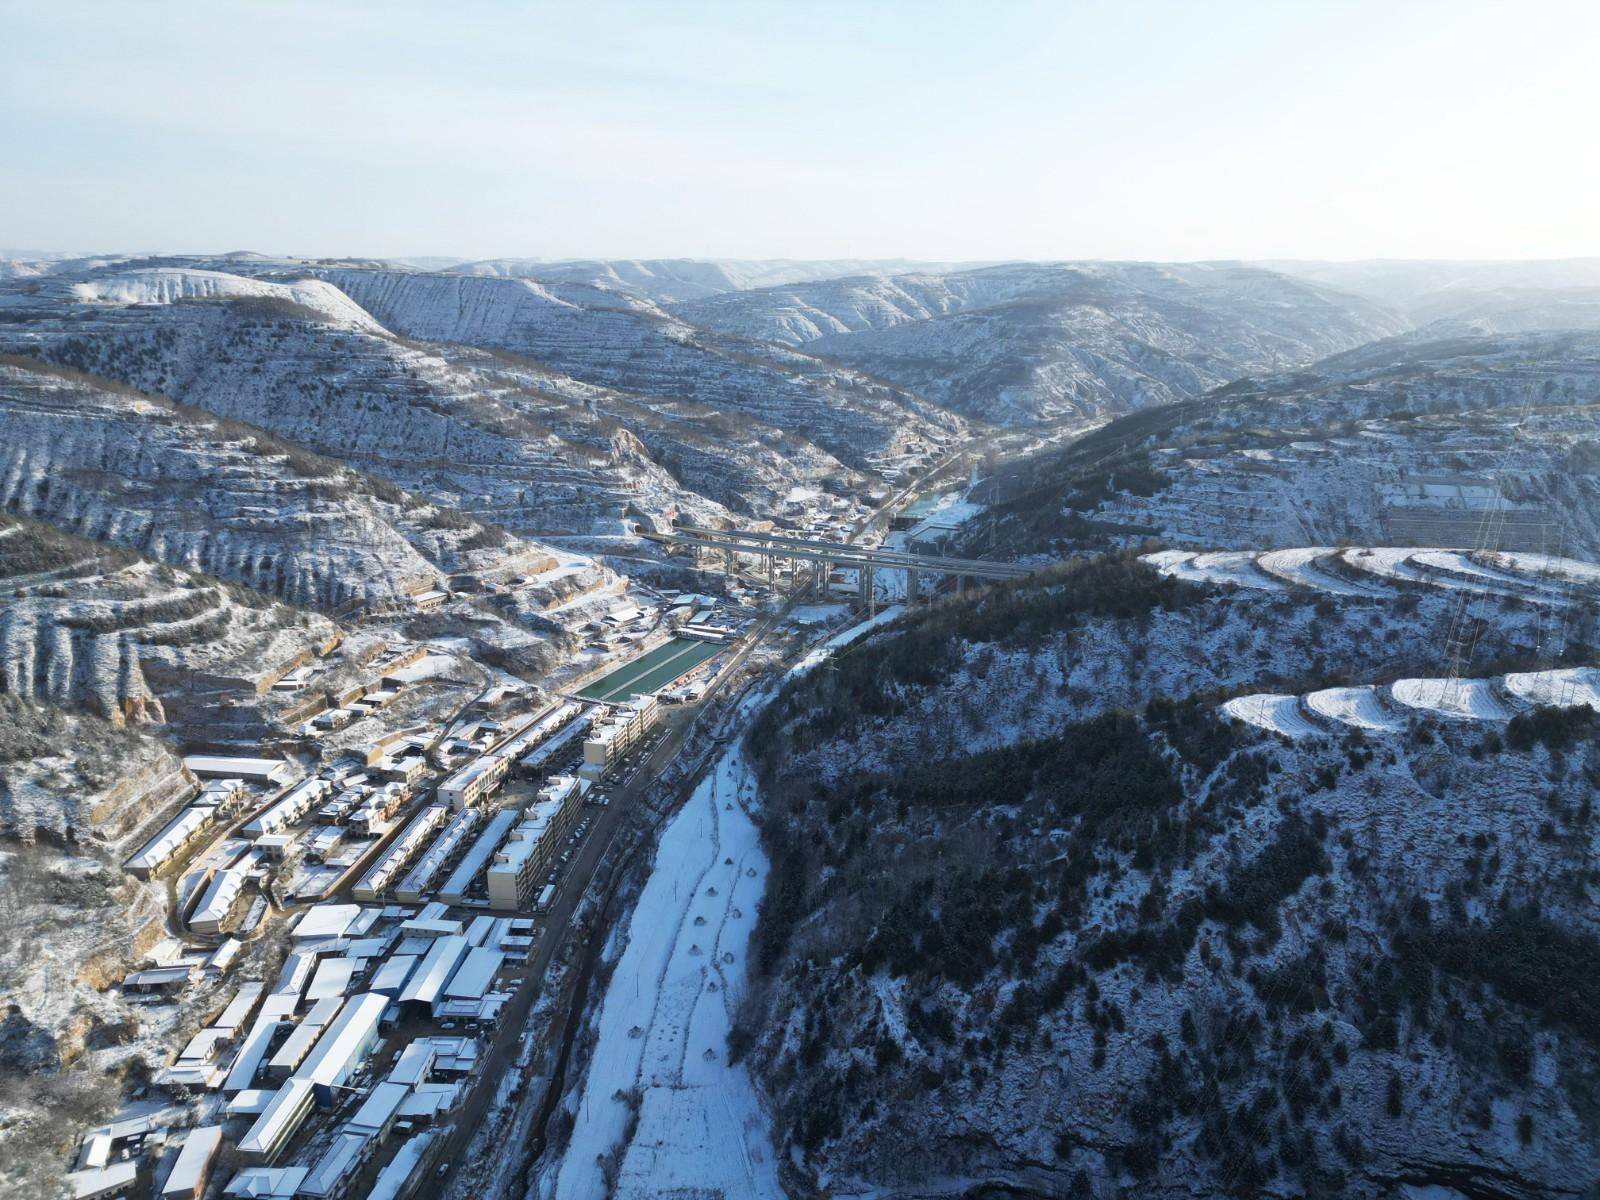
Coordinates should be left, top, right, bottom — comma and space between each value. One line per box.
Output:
4, 0, 1598, 264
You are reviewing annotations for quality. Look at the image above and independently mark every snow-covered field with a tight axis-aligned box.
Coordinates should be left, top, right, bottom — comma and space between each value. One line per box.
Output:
381, 653, 460, 685
1257, 547, 1388, 597
551, 744, 781, 1200
1145, 544, 1600, 609
1409, 550, 1558, 597
1304, 686, 1402, 732
1340, 547, 1458, 590
1391, 677, 1511, 721
1142, 550, 1283, 590
1344, 547, 1542, 598
1502, 667, 1600, 711
1224, 666, 1600, 738
1487, 551, 1600, 589
909, 491, 985, 528
1221, 694, 1320, 739
788, 602, 851, 626
789, 605, 906, 677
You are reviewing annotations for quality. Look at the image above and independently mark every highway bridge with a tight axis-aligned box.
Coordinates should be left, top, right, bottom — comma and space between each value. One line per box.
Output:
647, 522, 1031, 606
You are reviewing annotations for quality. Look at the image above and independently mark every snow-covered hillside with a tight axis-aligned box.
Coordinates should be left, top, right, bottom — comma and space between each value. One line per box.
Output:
313, 266, 962, 471
0, 358, 526, 610
738, 551, 1600, 1197
1265, 257, 1600, 318
0, 272, 743, 527
0, 257, 960, 517
0, 514, 337, 726
674, 262, 1408, 425
982, 330, 1600, 563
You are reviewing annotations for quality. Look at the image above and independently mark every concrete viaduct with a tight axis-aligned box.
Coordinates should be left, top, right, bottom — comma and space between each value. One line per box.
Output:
647, 522, 1031, 609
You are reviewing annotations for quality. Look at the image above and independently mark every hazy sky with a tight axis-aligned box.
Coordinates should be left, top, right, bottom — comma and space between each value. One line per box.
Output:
4, 0, 1598, 263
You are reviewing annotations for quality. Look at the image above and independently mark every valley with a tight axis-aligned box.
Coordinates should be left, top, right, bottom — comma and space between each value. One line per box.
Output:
0, 251, 1596, 1200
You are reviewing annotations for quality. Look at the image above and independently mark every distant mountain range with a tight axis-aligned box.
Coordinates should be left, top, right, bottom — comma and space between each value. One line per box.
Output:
3, 250, 1597, 628
672, 260, 1407, 424
1262, 257, 1600, 333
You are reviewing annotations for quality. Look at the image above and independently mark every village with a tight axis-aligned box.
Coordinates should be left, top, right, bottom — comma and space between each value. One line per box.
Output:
63, 585, 755, 1200
52, 445, 986, 1200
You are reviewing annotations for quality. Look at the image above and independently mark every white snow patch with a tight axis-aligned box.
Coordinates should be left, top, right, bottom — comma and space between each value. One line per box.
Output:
788, 603, 850, 626
1145, 548, 1285, 590
71, 268, 384, 332
1141, 549, 1194, 571
382, 653, 459, 685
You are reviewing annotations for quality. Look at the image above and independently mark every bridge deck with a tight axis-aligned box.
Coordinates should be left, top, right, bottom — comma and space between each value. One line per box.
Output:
662, 524, 1029, 579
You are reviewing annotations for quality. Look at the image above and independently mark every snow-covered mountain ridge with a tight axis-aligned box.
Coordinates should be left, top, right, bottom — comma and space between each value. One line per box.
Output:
672, 261, 1409, 425
312, 265, 964, 469
978, 330, 1600, 563
0, 257, 959, 518
442, 256, 995, 302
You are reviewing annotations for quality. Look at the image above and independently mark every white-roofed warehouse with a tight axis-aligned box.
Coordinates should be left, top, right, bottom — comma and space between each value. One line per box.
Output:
293, 991, 388, 1106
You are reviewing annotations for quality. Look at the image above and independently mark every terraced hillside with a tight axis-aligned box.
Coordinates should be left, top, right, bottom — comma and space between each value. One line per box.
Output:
0, 514, 337, 725
1144, 543, 1600, 604
0, 356, 546, 611
0, 265, 754, 526
314, 266, 964, 477
0, 259, 939, 518
1222, 667, 1600, 740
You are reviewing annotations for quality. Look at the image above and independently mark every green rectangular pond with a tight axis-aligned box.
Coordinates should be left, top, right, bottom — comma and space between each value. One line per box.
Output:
578, 637, 726, 702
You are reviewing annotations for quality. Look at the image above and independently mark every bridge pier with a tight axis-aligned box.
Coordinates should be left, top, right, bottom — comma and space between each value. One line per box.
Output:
859, 565, 874, 616
906, 566, 920, 606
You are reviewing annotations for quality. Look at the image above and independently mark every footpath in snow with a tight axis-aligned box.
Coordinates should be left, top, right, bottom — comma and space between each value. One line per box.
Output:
550, 742, 782, 1200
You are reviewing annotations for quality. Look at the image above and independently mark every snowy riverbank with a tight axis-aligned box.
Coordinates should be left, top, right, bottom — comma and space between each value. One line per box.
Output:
547, 739, 782, 1199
